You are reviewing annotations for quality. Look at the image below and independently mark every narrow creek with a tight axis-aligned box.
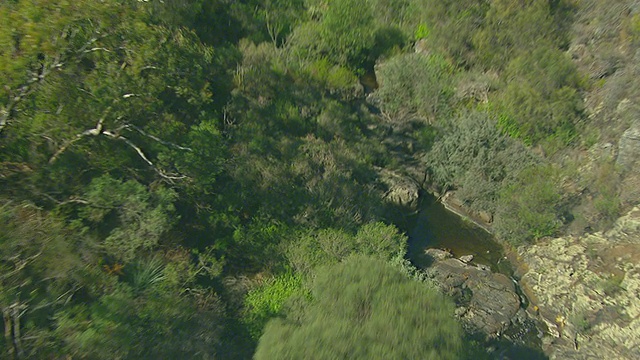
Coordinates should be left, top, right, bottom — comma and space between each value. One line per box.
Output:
400, 194, 548, 359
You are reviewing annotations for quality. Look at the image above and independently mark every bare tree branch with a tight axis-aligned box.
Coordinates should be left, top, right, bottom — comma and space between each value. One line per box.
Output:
128, 125, 192, 151
48, 106, 112, 164
104, 130, 188, 182
83, 47, 111, 53
103, 130, 154, 166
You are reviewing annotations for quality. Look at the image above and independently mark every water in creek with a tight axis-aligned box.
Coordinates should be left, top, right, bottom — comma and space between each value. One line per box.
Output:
401, 194, 548, 360
406, 195, 508, 273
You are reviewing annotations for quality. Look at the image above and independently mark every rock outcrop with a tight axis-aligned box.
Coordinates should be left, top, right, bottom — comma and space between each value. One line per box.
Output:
517, 206, 640, 360
617, 122, 640, 171
424, 249, 522, 336
378, 168, 421, 210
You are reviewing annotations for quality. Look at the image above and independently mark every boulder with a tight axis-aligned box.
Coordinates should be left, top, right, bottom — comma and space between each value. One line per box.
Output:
617, 122, 640, 171
378, 169, 421, 210
605, 206, 640, 244
460, 254, 474, 263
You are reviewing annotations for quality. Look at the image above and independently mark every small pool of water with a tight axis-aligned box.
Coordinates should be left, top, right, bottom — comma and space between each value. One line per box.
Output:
400, 194, 548, 360
406, 195, 508, 273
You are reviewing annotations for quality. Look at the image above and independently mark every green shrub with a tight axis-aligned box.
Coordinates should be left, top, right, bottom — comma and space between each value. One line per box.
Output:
593, 162, 622, 223
599, 272, 624, 296
472, 0, 573, 70
493, 46, 584, 146
244, 272, 305, 339
375, 52, 454, 123
287, 222, 407, 276
255, 256, 464, 360
569, 309, 592, 334
494, 165, 563, 244
426, 111, 538, 212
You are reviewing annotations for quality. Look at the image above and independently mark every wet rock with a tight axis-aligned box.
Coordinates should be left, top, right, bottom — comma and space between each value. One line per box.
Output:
424, 251, 521, 336
517, 206, 640, 359
424, 248, 452, 261
440, 191, 493, 232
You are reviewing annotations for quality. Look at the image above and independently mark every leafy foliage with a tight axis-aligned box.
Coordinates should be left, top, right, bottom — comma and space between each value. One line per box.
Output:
79, 176, 177, 262
55, 281, 223, 359
411, 0, 489, 66
0, 201, 82, 358
0, 0, 625, 358
290, 0, 376, 69
243, 272, 306, 339
473, 0, 573, 70
426, 111, 539, 213
494, 46, 584, 145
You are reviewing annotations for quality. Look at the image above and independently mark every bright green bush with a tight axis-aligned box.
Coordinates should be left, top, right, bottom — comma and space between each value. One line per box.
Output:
243, 272, 306, 339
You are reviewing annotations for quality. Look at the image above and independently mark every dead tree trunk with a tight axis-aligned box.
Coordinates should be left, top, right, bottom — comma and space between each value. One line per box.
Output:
2, 303, 26, 360
11, 305, 23, 359
3, 308, 14, 359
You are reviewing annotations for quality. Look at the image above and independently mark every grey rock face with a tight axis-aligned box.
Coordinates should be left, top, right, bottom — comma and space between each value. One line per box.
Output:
379, 169, 421, 210
517, 206, 640, 359
617, 123, 640, 171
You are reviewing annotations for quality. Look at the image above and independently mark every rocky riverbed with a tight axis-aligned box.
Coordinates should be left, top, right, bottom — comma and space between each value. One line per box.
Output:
424, 248, 525, 336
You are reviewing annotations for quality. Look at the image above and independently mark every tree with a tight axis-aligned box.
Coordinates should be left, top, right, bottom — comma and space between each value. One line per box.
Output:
255, 256, 463, 360
0, 0, 230, 201
77, 175, 178, 262
54, 259, 224, 359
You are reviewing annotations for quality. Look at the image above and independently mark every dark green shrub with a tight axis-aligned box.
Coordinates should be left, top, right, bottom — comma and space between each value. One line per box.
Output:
494, 165, 563, 243
493, 46, 584, 146
375, 52, 454, 123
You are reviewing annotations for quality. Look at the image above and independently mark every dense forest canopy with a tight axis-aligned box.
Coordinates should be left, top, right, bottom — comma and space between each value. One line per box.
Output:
1, 0, 638, 358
